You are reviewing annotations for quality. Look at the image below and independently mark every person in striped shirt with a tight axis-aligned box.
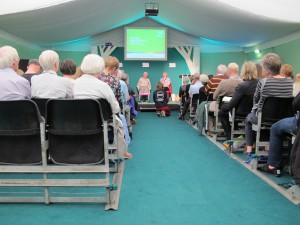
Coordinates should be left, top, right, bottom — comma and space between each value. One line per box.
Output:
244, 53, 294, 156
205, 64, 227, 100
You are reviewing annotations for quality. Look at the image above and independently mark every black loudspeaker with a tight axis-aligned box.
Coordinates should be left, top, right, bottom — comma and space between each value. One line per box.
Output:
19, 59, 29, 72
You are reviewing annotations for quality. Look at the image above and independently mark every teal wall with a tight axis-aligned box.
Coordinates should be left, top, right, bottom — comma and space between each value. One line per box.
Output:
200, 52, 246, 75
0, 37, 40, 59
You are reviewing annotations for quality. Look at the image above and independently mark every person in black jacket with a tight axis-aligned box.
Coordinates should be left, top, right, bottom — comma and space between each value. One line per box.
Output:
218, 61, 258, 140
153, 82, 170, 117
260, 91, 300, 176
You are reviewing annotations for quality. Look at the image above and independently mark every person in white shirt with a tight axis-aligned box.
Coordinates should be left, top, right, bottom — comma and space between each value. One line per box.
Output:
0, 45, 31, 100
31, 50, 73, 99
74, 54, 120, 114
74, 54, 132, 159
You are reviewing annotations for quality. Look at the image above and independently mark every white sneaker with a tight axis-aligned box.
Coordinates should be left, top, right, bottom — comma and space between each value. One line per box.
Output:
160, 110, 166, 117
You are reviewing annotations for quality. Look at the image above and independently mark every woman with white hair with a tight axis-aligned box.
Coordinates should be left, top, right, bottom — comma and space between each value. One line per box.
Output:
74, 54, 132, 159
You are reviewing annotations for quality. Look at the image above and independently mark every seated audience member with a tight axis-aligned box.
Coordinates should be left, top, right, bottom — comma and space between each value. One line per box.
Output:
99, 56, 122, 109
244, 53, 294, 156
259, 92, 300, 176
22, 59, 41, 84
31, 50, 73, 99
60, 59, 77, 79
205, 64, 227, 100
122, 72, 138, 124
0, 45, 31, 100
207, 63, 241, 133
218, 61, 258, 140
198, 74, 210, 104
117, 70, 132, 136
153, 82, 170, 117
179, 75, 189, 106
160, 72, 171, 93
280, 64, 293, 79
137, 72, 151, 102
73, 54, 132, 159
179, 73, 203, 120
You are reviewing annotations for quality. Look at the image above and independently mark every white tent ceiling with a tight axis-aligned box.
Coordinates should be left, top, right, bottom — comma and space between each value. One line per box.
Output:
1, 0, 300, 52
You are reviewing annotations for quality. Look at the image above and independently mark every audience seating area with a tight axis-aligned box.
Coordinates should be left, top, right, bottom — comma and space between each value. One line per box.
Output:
0, 99, 124, 210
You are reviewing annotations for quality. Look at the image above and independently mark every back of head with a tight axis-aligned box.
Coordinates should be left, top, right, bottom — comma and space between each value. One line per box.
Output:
280, 64, 293, 79
240, 61, 257, 80
28, 59, 40, 67
217, 64, 228, 75
182, 75, 189, 84
60, 59, 76, 75
121, 72, 129, 82
39, 50, 59, 71
81, 54, 104, 75
261, 53, 281, 76
193, 73, 200, 81
200, 74, 209, 84
228, 62, 239, 75
105, 56, 119, 70
156, 82, 163, 91
0, 45, 19, 69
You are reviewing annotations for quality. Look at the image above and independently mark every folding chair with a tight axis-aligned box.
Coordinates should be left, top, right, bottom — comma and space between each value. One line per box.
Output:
31, 98, 50, 118
250, 97, 294, 169
0, 100, 48, 203
229, 95, 253, 151
45, 99, 124, 209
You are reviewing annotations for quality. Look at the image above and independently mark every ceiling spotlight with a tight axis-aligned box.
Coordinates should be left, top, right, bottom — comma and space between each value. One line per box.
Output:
255, 49, 260, 54
145, 2, 159, 16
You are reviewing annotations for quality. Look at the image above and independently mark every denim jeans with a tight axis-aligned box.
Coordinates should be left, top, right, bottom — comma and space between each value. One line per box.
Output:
268, 116, 298, 168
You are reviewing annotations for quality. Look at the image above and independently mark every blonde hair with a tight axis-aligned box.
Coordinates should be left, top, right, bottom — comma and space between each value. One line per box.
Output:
105, 56, 119, 70
240, 61, 257, 80
228, 62, 239, 74
280, 64, 293, 79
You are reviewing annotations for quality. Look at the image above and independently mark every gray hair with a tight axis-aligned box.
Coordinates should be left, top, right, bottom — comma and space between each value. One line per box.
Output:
228, 62, 239, 74
39, 50, 59, 71
261, 53, 281, 76
217, 64, 228, 75
0, 45, 19, 69
81, 54, 104, 75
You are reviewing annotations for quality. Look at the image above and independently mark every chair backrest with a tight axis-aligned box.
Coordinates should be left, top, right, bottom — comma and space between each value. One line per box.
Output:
191, 94, 199, 107
46, 99, 105, 165
235, 95, 253, 117
0, 100, 43, 164
31, 98, 50, 118
261, 97, 294, 122
97, 98, 113, 122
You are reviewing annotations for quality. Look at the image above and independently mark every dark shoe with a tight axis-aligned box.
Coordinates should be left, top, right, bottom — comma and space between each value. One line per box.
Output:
258, 165, 281, 177
178, 115, 184, 120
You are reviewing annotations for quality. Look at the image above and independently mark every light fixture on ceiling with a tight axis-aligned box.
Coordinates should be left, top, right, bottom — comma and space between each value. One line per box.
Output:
255, 49, 260, 54
145, 2, 159, 16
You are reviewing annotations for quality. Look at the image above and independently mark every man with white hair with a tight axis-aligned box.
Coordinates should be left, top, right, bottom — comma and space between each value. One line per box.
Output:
31, 50, 73, 98
0, 45, 31, 100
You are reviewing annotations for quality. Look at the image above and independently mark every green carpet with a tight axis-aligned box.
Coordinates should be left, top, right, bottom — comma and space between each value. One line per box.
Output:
0, 112, 300, 225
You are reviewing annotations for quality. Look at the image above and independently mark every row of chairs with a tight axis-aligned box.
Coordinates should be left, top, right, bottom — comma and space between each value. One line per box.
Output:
0, 99, 124, 210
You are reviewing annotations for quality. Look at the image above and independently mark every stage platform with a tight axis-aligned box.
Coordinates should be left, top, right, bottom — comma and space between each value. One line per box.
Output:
138, 101, 180, 112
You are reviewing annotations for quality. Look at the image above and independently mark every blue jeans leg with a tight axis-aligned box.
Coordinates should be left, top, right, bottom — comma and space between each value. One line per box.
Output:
268, 117, 298, 168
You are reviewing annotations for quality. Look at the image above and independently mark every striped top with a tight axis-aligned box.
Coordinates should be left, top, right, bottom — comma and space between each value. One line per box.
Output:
253, 77, 294, 111
205, 74, 226, 95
